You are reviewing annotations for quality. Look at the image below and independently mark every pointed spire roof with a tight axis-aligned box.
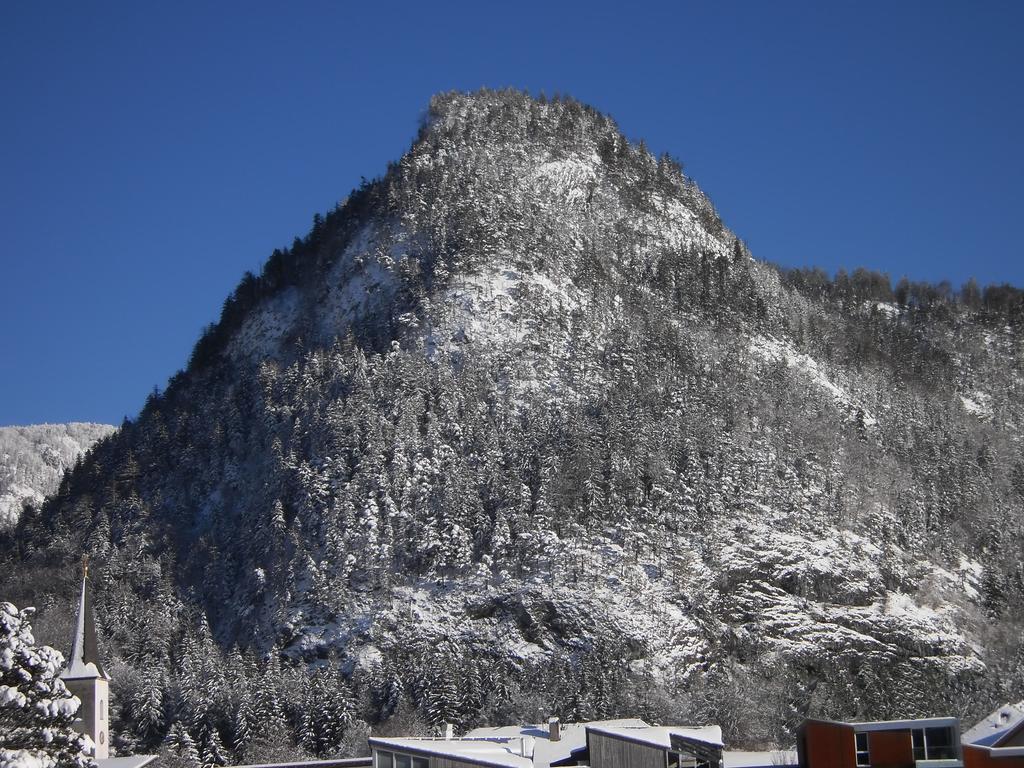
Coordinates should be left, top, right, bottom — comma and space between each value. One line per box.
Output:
61, 557, 109, 681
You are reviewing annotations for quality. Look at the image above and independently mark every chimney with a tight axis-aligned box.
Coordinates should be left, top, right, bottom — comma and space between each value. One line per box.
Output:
548, 717, 561, 742
520, 736, 535, 758
445, 723, 454, 740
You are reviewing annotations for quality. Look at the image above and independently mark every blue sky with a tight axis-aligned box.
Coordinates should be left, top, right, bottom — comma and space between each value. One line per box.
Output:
1, 1, 1022, 426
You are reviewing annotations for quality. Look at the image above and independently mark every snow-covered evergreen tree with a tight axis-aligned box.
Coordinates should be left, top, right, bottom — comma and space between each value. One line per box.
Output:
299, 665, 354, 757
0, 603, 93, 768
160, 722, 200, 768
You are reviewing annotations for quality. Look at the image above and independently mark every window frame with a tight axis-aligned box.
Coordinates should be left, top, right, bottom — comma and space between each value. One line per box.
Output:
855, 732, 870, 767
912, 729, 925, 761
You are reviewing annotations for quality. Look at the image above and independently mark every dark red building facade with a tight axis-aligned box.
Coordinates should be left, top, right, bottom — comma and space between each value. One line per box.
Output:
797, 717, 962, 768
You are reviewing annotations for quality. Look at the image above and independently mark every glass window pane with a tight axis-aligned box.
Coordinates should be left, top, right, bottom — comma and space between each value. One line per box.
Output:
926, 728, 955, 759
926, 728, 951, 747
396, 754, 411, 768
413, 758, 429, 768
378, 752, 394, 768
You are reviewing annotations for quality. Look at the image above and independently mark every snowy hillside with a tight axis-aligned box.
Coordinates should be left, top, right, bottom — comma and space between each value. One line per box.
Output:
3, 90, 1023, 762
0, 423, 115, 528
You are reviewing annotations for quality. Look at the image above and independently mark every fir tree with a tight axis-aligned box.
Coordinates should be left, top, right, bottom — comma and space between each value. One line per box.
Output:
0, 603, 93, 768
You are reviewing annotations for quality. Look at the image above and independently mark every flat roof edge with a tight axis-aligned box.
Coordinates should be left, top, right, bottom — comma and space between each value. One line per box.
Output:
967, 745, 1024, 758
854, 717, 960, 732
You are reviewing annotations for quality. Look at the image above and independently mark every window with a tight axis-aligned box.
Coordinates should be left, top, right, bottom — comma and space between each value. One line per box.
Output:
925, 727, 956, 760
373, 749, 428, 768
666, 751, 710, 768
100, 700, 104, 720
855, 732, 870, 767
911, 727, 956, 761
912, 730, 925, 761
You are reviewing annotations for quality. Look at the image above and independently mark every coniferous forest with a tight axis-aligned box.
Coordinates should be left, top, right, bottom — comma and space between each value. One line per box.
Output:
2, 90, 1023, 765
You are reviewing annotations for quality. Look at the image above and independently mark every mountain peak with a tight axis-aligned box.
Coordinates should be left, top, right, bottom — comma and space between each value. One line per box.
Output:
186, 89, 734, 375
9, 91, 1022, 758
419, 88, 621, 146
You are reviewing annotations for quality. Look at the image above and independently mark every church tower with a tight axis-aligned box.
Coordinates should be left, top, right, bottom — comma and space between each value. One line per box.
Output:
60, 559, 111, 759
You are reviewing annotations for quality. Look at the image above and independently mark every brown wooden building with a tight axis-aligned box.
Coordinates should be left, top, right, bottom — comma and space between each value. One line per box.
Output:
962, 703, 1024, 768
962, 745, 1024, 768
796, 717, 962, 768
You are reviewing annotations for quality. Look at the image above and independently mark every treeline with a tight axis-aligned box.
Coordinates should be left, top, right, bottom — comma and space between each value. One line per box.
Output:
779, 265, 1024, 323
186, 190, 374, 374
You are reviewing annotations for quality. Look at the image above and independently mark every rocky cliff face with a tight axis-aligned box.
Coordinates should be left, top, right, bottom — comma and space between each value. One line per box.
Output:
3, 90, 1022, 757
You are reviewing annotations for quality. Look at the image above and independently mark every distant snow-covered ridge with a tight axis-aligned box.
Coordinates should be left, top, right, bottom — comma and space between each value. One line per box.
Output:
0, 423, 115, 528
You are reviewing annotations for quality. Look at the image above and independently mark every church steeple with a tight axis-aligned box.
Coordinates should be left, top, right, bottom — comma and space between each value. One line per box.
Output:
61, 557, 111, 758
62, 557, 109, 681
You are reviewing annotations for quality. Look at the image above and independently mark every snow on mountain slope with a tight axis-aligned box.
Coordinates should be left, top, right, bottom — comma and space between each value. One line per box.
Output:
5, 90, 1023, 756
749, 334, 878, 427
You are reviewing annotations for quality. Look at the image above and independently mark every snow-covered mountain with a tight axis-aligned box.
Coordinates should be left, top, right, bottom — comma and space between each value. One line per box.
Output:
0, 423, 115, 529
3, 90, 1022, 761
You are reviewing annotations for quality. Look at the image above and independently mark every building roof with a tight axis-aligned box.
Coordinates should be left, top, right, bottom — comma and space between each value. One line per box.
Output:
371, 719, 721, 768
95, 756, 158, 768
61, 571, 109, 681
722, 751, 798, 768
964, 744, 1024, 760
368, 737, 531, 768
465, 720, 648, 768
805, 717, 960, 734
585, 723, 725, 750
962, 702, 1024, 747
227, 759, 372, 768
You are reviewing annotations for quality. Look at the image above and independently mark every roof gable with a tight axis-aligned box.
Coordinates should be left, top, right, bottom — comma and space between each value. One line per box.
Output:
963, 703, 1024, 747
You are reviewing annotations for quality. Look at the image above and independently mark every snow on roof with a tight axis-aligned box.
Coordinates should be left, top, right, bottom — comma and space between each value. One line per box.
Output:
962, 702, 1024, 747
95, 756, 158, 768
585, 724, 725, 750
370, 721, 725, 768
228, 759, 371, 768
849, 717, 959, 733
723, 751, 798, 768
368, 737, 533, 768
465, 720, 648, 768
